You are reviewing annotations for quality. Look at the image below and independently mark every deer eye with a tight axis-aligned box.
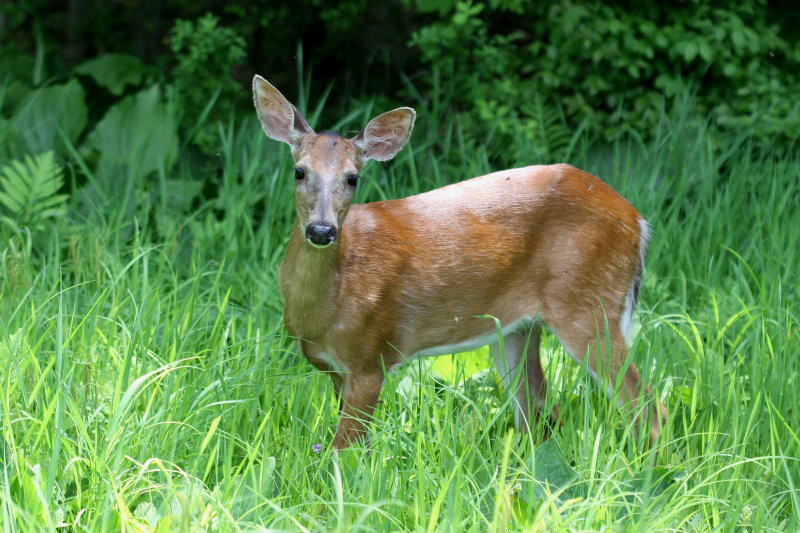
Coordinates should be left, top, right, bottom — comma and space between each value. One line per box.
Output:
294, 167, 305, 180
346, 173, 359, 187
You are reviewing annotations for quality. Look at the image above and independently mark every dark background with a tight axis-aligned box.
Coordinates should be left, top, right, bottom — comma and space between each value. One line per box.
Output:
3, 0, 798, 150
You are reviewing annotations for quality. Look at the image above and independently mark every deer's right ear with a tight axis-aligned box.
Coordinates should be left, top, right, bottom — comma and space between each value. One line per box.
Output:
252, 75, 313, 148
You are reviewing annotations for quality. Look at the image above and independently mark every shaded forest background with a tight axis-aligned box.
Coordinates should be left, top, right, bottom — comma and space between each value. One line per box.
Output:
2, 0, 799, 163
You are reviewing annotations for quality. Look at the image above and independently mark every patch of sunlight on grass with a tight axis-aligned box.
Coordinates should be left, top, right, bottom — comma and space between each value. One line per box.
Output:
430, 347, 491, 383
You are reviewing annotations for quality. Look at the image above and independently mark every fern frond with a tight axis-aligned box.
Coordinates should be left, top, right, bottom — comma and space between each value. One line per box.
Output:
0, 151, 67, 229
522, 92, 571, 162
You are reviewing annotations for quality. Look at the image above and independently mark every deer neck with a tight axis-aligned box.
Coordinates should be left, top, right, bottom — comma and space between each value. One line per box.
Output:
279, 219, 340, 341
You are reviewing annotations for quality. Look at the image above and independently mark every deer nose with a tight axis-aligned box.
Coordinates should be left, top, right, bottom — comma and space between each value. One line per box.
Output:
305, 222, 337, 246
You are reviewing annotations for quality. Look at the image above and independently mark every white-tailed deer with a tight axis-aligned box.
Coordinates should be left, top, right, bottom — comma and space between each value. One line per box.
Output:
253, 75, 666, 450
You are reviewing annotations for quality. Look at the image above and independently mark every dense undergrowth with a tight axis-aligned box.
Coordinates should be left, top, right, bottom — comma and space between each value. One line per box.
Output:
0, 85, 799, 532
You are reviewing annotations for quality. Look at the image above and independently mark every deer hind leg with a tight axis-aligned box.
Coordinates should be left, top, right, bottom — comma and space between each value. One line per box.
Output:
491, 322, 559, 433
546, 309, 666, 445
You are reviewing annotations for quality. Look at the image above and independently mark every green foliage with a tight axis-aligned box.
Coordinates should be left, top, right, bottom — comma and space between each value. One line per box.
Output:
411, 1, 573, 164
3, 79, 87, 158
169, 13, 246, 153
0, 47, 37, 111
411, 0, 800, 155
0, 3, 798, 528
528, 439, 581, 503
85, 85, 178, 176
0, 101, 798, 530
82, 85, 178, 209
74, 53, 148, 96
4, 1, 798, 166
0, 150, 66, 232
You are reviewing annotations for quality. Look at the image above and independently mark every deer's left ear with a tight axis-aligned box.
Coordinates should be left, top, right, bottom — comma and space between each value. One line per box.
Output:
353, 107, 416, 161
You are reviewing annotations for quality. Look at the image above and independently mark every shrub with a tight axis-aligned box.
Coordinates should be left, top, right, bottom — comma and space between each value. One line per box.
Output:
410, 0, 800, 158
169, 13, 246, 153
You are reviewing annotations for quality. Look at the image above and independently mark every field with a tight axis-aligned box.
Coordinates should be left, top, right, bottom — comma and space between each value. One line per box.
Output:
1, 93, 799, 532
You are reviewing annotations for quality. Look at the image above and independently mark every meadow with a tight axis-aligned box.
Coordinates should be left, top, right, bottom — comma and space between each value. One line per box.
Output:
1, 84, 799, 532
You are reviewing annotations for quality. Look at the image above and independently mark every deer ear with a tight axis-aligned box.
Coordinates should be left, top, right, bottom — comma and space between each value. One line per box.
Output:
353, 107, 415, 161
252, 75, 313, 147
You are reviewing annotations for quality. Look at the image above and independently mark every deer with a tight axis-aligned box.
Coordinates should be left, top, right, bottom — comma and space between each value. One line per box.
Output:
252, 75, 667, 450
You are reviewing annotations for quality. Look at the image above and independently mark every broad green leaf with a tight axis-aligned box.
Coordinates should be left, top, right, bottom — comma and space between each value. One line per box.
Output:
85, 85, 178, 192
520, 439, 584, 505
75, 53, 147, 95
8, 79, 87, 156
532, 439, 577, 489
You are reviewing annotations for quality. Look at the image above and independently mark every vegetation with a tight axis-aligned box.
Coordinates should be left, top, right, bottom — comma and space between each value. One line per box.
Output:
411, 0, 800, 152
1, 1, 799, 531
2, 1, 798, 153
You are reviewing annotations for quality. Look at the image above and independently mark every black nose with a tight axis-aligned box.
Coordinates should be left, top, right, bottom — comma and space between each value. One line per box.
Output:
305, 222, 337, 246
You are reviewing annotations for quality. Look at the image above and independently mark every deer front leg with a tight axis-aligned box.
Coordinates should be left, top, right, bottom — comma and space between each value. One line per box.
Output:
306, 357, 344, 405
301, 341, 345, 408
333, 371, 384, 449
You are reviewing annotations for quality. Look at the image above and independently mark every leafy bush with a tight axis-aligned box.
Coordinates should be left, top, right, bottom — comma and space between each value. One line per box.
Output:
169, 13, 246, 153
411, 0, 800, 157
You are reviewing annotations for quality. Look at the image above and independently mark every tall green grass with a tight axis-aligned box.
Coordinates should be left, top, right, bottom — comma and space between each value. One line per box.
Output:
1, 92, 798, 532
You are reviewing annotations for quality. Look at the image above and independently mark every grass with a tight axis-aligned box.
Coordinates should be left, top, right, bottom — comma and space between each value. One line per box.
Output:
0, 91, 799, 532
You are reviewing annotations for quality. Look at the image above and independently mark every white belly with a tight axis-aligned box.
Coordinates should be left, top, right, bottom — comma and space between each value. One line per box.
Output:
312, 316, 538, 375
407, 316, 537, 360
